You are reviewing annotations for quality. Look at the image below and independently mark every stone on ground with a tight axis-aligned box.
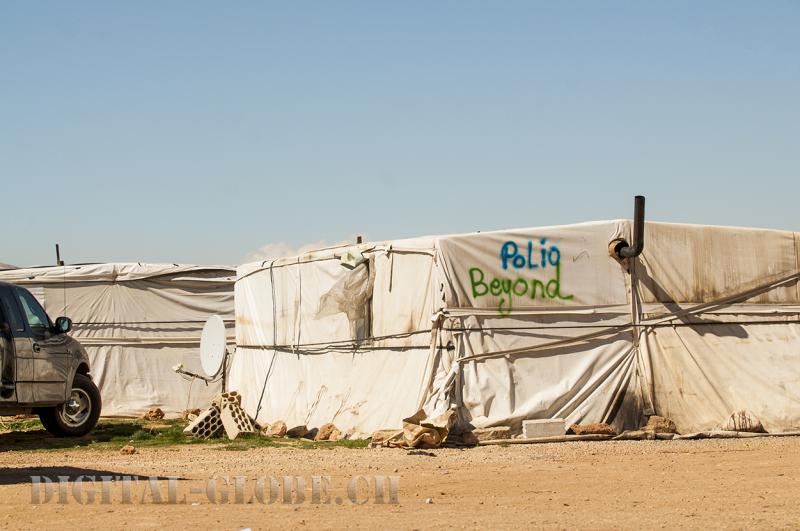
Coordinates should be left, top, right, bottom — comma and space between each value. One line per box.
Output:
141, 408, 164, 421
286, 425, 309, 438
265, 420, 287, 437
314, 423, 339, 441
569, 423, 617, 436
472, 426, 512, 441
645, 415, 677, 434
181, 408, 201, 420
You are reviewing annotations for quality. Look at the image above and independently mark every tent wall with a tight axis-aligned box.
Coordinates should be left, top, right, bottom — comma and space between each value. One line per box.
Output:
635, 223, 800, 433
0, 264, 235, 416
229, 240, 437, 437
232, 220, 800, 437
433, 221, 646, 432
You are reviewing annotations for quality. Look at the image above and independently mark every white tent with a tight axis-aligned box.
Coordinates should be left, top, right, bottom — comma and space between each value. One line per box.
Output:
229, 221, 800, 437
0, 263, 235, 416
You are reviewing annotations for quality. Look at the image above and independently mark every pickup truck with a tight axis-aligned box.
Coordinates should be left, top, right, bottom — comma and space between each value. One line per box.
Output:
0, 281, 101, 436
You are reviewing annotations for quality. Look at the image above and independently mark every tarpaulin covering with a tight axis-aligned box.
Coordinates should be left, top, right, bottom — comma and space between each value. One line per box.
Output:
230, 239, 436, 436
231, 221, 800, 437
636, 223, 800, 433
0, 263, 235, 416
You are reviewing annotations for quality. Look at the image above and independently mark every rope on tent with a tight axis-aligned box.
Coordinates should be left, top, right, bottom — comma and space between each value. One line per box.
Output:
253, 260, 279, 421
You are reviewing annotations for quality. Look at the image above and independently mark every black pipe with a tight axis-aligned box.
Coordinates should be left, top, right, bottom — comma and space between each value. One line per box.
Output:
55, 243, 65, 266
615, 195, 645, 259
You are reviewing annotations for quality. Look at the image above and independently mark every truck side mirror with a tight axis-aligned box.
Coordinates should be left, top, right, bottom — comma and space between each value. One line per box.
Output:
55, 316, 72, 334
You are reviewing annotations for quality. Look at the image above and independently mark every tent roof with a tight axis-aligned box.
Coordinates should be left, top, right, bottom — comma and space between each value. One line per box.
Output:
0, 262, 236, 284
237, 218, 798, 278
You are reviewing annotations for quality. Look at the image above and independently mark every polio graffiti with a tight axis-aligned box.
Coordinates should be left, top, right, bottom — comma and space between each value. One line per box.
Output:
469, 239, 573, 314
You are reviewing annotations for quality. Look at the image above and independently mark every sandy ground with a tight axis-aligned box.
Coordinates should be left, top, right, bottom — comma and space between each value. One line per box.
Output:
1, 436, 799, 530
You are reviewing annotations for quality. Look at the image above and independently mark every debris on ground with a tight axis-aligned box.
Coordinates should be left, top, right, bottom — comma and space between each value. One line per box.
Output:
265, 421, 287, 437
183, 406, 224, 439
721, 410, 765, 433
568, 423, 617, 436
180, 392, 350, 443
286, 425, 310, 439
407, 450, 437, 457
120, 445, 136, 455
220, 401, 256, 440
613, 416, 678, 440
370, 429, 402, 445
181, 408, 201, 420
480, 433, 615, 445
472, 426, 512, 441
645, 415, 677, 434
314, 423, 340, 441
370, 409, 454, 448
444, 431, 478, 446
141, 408, 165, 421
615, 429, 655, 440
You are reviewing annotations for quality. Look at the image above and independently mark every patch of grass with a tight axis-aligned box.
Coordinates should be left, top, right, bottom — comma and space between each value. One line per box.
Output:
0, 418, 369, 452
295, 438, 369, 449
216, 433, 370, 451
0, 417, 42, 432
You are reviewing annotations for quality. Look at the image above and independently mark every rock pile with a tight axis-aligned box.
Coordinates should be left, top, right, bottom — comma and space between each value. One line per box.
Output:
183, 391, 343, 442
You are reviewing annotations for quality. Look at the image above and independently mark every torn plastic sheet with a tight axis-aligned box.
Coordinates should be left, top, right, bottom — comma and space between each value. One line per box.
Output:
315, 258, 376, 339
370, 408, 456, 448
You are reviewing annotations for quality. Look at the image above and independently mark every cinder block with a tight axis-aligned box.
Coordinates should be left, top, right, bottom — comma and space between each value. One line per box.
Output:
183, 406, 223, 439
221, 407, 242, 440
522, 418, 566, 439
220, 403, 255, 440
220, 391, 242, 406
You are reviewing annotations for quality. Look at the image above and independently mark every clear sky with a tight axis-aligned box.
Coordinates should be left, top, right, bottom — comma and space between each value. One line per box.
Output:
2, 1, 798, 267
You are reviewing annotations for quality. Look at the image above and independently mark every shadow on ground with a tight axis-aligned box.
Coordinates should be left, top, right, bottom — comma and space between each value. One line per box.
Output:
0, 466, 184, 486
0, 421, 150, 452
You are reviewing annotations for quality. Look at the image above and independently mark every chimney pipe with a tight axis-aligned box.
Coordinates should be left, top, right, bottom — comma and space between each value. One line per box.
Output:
614, 195, 645, 259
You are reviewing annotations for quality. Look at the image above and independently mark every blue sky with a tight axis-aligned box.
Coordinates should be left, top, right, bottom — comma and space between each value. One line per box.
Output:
2, 1, 798, 266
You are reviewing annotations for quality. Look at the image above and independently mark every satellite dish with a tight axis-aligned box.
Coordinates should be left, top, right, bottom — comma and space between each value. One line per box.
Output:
200, 315, 227, 377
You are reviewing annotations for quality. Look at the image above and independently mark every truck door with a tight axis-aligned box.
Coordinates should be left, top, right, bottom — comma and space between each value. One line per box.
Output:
0, 285, 26, 401
12, 286, 71, 403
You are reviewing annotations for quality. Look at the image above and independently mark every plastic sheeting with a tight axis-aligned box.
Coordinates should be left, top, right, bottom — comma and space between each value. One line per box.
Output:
434, 221, 644, 433
231, 221, 800, 437
229, 239, 436, 436
0, 263, 235, 416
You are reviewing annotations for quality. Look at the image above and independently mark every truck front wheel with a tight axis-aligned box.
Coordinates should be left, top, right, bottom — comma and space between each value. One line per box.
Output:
39, 374, 102, 437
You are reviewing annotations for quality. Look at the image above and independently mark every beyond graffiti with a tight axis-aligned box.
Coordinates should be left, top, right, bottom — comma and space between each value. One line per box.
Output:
469, 239, 573, 314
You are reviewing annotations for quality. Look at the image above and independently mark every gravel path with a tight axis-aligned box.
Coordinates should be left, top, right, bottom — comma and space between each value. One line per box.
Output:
1, 437, 799, 529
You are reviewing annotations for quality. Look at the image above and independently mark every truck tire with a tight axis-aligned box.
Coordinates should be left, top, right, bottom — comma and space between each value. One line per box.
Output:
39, 374, 102, 437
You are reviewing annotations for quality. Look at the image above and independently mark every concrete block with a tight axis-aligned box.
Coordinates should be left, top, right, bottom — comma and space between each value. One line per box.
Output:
522, 419, 566, 439
183, 406, 223, 439
220, 403, 255, 440
221, 407, 242, 440
220, 391, 242, 406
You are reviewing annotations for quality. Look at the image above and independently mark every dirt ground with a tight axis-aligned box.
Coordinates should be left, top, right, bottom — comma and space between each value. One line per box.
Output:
1, 436, 799, 530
